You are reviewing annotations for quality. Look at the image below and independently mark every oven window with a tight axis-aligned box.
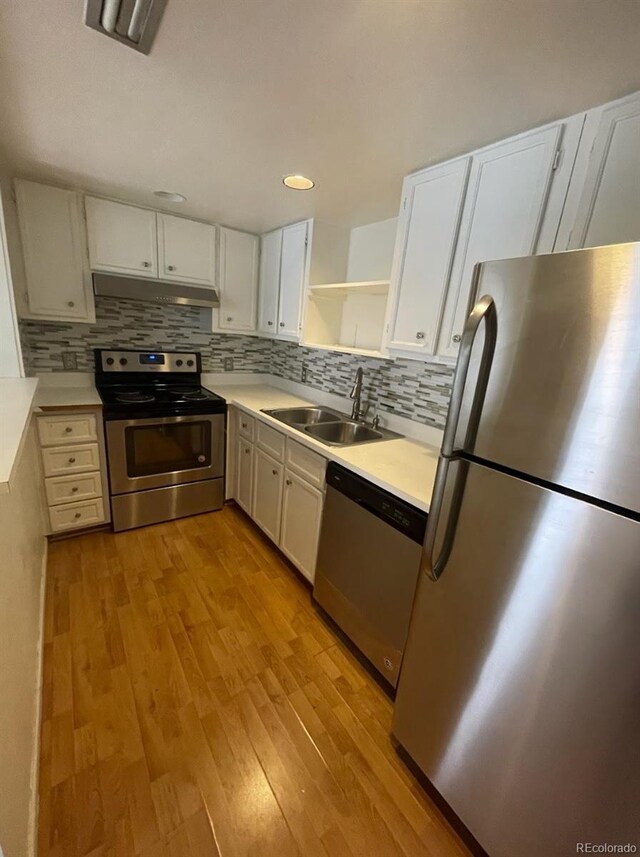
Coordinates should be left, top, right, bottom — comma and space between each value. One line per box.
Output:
124, 421, 211, 477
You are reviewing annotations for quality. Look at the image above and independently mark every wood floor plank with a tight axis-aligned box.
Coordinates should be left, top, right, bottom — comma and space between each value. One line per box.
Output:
38, 505, 470, 857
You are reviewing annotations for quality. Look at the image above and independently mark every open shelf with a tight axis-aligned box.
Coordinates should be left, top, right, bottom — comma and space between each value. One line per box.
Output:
302, 281, 390, 357
301, 341, 393, 360
308, 280, 390, 296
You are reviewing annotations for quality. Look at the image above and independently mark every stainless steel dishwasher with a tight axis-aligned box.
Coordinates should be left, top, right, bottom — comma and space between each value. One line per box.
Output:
313, 462, 427, 688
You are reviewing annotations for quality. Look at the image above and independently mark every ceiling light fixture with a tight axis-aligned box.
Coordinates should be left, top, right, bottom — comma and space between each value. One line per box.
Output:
283, 175, 315, 191
154, 190, 187, 203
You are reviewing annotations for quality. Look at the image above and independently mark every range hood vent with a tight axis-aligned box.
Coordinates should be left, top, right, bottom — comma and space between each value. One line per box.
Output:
85, 0, 167, 54
93, 272, 220, 309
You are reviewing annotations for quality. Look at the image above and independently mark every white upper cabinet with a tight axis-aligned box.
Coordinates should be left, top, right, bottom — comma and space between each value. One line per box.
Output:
215, 226, 259, 332
564, 91, 640, 250
278, 221, 309, 339
15, 180, 94, 323
437, 124, 562, 359
157, 213, 216, 286
258, 229, 282, 335
85, 197, 158, 278
386, 157, 470, 358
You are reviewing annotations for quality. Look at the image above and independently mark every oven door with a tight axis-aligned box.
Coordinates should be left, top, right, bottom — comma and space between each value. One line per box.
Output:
106, 414, 225, 495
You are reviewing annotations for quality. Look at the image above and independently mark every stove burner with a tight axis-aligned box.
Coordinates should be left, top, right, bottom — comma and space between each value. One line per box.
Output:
116, 391, 156, 403
168, 387, 209, 401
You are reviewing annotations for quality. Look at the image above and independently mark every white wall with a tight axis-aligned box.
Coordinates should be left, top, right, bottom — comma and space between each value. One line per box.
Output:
0, 421, 47, 857
0, 182, 24, 377
346, 217, 398, 282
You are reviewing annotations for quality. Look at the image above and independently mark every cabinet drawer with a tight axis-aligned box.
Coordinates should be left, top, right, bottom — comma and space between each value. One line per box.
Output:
42, 443, 101, 477
49, 498, 105, 533
256, 421, 286, 462
238, 413, 255, 441
38, 413, 98, 446
45, 471, 103, 506
285, 439, 326, 489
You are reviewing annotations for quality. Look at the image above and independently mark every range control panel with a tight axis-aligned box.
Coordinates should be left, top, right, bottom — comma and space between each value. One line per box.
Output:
96, 350, 200, 373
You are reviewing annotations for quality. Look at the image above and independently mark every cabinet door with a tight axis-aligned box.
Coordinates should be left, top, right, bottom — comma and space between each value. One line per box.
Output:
15, 180, 93, 322
258, 228, 282, 334
236, 436, 254, 514
216, 227, 259, 332
280, 470, 324, 583
386, 158, 470, 357
437, 125, 561, 359
568, 92, 640, 249
252, 448, 284, 543
277, 221, 308, 339
85, 197, 158, 278
157, 213, 216, 285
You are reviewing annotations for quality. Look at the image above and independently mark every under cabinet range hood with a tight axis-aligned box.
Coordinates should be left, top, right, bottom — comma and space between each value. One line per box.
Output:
93, 273, 220, 309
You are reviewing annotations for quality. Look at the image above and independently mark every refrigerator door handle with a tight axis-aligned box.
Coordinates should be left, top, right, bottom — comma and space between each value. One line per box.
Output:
441, 290, 497, 458
423, 287, 496, 581
421, 457, 468, 581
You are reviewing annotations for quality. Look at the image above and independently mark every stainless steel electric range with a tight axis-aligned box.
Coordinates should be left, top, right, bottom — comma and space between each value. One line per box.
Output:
95, 349, 226, 532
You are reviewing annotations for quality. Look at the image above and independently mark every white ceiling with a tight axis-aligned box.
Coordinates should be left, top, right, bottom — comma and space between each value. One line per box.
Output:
1, 0, 639, 234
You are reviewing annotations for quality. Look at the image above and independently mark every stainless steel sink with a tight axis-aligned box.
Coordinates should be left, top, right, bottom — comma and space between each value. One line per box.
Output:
304, 421, 385, 445
261, 405, 401, 447
262, 406, 342, 427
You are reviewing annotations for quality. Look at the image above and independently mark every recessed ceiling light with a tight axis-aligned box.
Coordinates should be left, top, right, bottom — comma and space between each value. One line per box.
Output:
283, 174, 315, 191
154, 190, 186, 203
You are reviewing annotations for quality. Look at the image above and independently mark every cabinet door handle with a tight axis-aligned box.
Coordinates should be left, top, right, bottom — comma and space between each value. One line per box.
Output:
167, 265, 176, 271
245, 448, 250, 454
279, 321, 285, 327
67, 301, 75, 308
68, 457, 76, 463
286, 479, 292, 486
226, 316, 233, 322
272, 469, 278, 476
453, 334, 462, 343
416, 331, 425, 340
267, 321, 273, 326
142, 261, 151, 267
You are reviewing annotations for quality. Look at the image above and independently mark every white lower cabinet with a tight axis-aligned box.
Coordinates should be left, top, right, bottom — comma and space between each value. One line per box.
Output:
236, 436, 254, 514
280, 470, 324, 583
36, 407, 110, 534
252, 448, 284, 543
230, 407, 326, 581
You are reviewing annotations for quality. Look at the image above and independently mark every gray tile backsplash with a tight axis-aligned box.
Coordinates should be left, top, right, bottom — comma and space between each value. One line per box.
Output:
19, 296, 453, 428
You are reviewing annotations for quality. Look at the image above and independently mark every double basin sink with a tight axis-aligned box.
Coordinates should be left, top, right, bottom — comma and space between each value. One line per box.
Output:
261, 406, 401, 447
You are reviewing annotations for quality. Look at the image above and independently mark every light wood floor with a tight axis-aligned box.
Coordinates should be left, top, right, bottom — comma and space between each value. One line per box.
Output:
38, 503, 470, 857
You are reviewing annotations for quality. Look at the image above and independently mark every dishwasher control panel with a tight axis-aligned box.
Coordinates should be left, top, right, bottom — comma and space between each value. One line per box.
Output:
325, 463, 427, 543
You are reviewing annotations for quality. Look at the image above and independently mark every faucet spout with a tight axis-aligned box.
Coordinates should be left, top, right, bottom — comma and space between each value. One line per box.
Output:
350, 367, 364, 420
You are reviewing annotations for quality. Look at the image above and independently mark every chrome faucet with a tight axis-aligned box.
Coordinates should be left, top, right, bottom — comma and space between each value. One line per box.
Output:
350, 367, 364, 421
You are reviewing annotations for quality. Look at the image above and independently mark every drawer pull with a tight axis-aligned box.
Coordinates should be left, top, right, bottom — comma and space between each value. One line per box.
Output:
272, 469, 277, 476
68, 457, 76, 464
74, 512, 81, 519
286, 479, 292, 486
242, 422, 248, 428
65, 426, 73, 433
245, 448, 250, 454
453, 334, 462, 343
71, 486, 79, 493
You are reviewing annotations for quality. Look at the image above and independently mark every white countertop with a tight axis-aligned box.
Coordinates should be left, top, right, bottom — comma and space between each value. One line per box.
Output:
0, 377, 40, 493
34, 373, 102, 409
209, 383, 440, 512
23, 373, 441, 510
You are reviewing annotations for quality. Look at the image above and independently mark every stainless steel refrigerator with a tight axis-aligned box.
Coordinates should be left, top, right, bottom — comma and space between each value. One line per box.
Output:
393, 243, 640, 857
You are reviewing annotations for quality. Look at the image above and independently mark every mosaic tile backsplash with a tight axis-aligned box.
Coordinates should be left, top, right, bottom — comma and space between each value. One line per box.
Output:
19, 296, 454, 428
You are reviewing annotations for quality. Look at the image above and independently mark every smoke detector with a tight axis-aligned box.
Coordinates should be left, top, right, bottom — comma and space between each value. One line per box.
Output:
85, 0, 168, 54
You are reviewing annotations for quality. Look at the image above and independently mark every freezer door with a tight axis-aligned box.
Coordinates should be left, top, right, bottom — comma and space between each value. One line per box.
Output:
454, 242, 640, 513
394, 459, 640, 857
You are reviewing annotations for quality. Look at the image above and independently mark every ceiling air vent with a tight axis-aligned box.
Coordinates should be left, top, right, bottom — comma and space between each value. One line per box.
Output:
85, 0, 167, 54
